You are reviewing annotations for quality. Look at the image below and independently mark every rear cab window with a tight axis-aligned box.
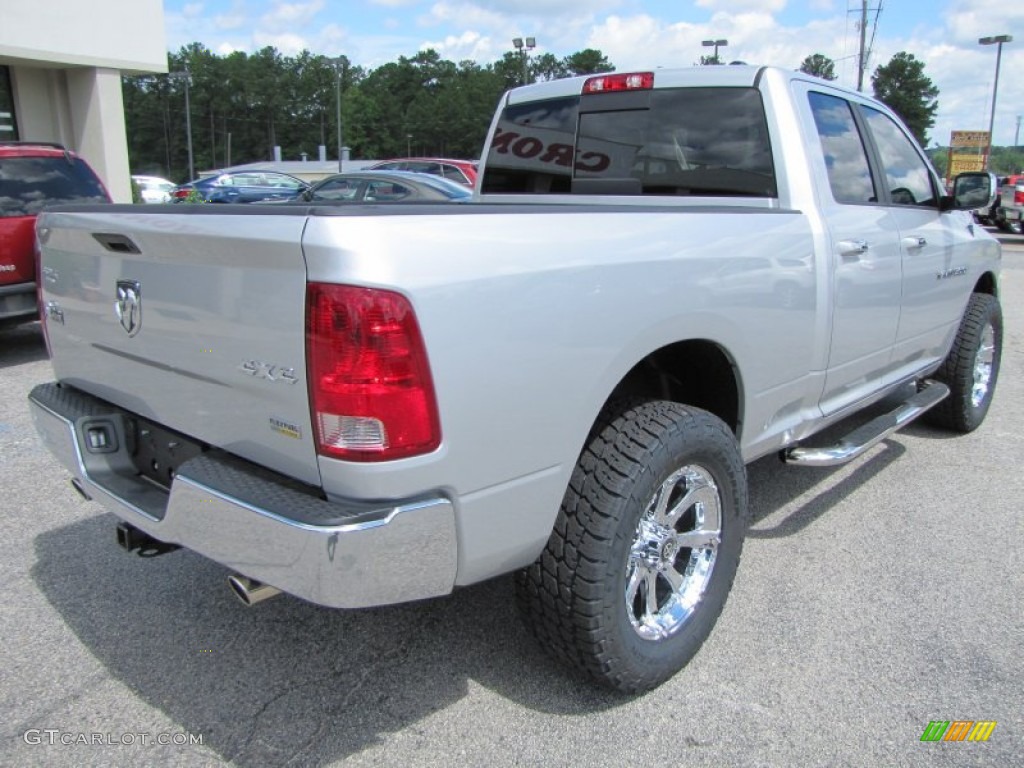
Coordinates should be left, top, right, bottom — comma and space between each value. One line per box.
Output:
481, 86, 777, 198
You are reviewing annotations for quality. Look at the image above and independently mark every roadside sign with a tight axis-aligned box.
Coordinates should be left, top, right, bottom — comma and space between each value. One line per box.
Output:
949, 154, 987, 175
950, 131, 990, 148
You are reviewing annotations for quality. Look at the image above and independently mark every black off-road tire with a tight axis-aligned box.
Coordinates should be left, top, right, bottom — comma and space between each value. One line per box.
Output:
926, 292, 1002, 433
514, 401, 747, 693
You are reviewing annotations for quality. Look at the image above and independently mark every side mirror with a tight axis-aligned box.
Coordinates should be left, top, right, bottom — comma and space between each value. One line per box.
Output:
943, 171, 997, 212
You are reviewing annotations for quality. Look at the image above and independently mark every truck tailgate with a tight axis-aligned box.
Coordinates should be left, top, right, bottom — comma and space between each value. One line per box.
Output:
37, 207, 320, 486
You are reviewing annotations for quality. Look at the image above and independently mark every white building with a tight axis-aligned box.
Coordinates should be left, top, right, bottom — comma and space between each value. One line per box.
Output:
0, 1, 167, 202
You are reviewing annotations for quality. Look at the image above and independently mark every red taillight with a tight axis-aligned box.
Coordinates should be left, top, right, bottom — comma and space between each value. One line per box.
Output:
1015, 188, 1024, 206
306, 283, 441, 462
172, 188, 190, 199
582, 72, 654, 94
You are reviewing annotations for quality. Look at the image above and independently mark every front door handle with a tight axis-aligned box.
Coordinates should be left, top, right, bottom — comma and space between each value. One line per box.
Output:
838, 239, 869, 257
902, 236, 927, 249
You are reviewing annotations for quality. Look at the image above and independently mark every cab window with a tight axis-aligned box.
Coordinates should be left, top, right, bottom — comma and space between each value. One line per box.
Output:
862, 107, 937, 207
808, 92, 877, 205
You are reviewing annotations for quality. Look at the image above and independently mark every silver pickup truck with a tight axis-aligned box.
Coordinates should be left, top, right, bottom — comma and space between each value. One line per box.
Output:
29, 66, 1001, 692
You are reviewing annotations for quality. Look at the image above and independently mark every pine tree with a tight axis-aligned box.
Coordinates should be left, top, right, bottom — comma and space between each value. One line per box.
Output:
798, 54, 836, 81
871, 52, 939, 147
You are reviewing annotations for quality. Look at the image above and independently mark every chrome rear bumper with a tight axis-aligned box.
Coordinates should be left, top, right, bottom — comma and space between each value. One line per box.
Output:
29, 382, 457, 609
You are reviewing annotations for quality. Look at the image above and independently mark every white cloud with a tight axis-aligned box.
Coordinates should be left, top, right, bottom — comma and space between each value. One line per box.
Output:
252, 31, 312, 55
422, 30, 494, 61
422, 2, 507, 30
695, 0, 787, 11
259, 0, 326, 30
464, 0, 612, 13
941, 0, 1024, 45
586, 12, 852, 72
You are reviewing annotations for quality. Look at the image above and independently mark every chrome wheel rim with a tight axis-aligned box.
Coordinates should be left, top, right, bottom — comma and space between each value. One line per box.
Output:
625, 464, 722, 640
972, 323, 996, 408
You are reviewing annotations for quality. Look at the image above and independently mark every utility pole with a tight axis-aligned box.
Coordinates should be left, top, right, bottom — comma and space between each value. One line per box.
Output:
1015, 115, 1021, 148
857, 0, 868, 91
168, 68, 194, 181
334, 57, 345, 172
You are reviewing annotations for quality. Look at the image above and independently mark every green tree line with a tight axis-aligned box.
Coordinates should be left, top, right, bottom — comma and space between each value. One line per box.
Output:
124, 44, 613, 182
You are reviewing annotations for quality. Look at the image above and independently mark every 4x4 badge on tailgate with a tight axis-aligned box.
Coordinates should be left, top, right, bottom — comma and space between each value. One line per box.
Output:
115, 280, 142, 337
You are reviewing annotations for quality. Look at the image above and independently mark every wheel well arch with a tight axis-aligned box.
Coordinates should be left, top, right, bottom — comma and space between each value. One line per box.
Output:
974, 271, 998, 298
601, 339, 742, 434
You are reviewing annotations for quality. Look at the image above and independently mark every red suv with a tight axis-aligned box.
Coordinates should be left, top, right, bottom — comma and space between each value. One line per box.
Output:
366, 158, 478, 187
0, 142, 111, 325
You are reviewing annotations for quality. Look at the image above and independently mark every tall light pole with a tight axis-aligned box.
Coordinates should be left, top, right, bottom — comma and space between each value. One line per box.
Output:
168, 68, 194, 180
333, 57, 345, 172
512, 37, 536, 85
979, 35, 1012, 168
702, 39, 728, 64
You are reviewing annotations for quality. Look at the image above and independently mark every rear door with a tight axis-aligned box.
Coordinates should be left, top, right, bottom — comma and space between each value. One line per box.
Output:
799, 86, 904, 416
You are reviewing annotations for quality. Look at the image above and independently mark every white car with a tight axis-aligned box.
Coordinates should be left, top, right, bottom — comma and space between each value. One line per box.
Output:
132, 175, 175, 204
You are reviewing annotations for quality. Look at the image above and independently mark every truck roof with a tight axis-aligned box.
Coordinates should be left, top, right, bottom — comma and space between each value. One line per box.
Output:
504, 65, 864, 105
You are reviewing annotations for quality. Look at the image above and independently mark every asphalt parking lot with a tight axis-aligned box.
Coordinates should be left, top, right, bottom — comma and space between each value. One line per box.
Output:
1, 234, 1022, 767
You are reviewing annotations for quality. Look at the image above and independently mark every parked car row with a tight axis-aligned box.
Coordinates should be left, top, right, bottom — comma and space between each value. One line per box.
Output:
160, 157, 478, 205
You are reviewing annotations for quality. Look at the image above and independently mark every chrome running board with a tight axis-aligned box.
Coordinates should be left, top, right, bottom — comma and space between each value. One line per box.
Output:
783, 380, 949, 467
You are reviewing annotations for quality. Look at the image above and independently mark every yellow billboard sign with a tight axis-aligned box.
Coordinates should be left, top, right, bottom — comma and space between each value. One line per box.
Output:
950, 131, 989, 148
949, 154, 987, 175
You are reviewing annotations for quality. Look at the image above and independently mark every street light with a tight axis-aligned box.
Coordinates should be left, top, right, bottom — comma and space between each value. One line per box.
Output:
702, 39, 728, 64
512, 37, 536, 85
979, 34, 1012, 168
167, 68, 194, 181
333, 57, 345, 172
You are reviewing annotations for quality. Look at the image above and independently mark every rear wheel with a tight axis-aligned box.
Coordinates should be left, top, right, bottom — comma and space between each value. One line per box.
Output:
515, 401, 747, 693
927, 293, 1002, 433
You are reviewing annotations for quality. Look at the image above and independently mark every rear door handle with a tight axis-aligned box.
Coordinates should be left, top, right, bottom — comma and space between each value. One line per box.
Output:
902, 236, 927, 249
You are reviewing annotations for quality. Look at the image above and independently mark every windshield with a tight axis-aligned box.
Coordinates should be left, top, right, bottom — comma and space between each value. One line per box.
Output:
0, 155, 109, 217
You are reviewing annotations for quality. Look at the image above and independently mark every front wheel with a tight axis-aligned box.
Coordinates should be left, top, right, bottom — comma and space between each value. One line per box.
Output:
515, 401, 747, 693
926, 293, 1002, 433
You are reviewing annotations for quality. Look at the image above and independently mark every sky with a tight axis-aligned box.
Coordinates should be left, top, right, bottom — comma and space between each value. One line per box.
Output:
162, 0, 1024, 149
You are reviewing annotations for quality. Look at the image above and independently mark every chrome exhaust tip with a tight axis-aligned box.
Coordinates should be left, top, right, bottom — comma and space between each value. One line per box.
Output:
227, 574, 281, 606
